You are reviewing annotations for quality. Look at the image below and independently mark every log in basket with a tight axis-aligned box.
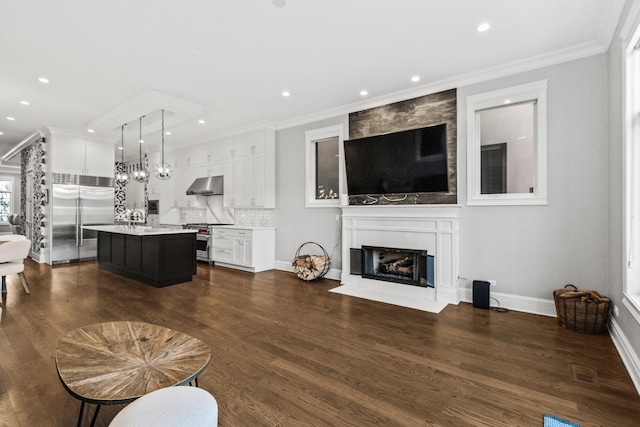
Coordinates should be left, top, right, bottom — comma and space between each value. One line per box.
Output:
292, 242, 330, 281
553, 284, 611, 334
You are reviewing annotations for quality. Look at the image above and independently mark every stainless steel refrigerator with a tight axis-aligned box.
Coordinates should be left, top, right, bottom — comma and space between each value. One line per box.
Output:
51, 174, 115, 264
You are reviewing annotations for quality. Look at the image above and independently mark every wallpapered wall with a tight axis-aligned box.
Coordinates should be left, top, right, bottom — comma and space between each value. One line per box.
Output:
116, 153, 149, 222
20, 137, 46, 255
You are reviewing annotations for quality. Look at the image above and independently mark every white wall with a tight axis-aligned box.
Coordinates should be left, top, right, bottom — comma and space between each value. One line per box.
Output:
458, 54, 609, 300
275, 116, 348, 272
273, 55, 610, 304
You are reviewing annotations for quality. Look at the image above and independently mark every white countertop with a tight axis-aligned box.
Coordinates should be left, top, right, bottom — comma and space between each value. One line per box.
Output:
83, 225, 197, 236
210, 225, 275, 230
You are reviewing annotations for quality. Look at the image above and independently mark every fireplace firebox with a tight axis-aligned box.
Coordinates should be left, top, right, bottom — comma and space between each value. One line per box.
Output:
361, 245, 434, 288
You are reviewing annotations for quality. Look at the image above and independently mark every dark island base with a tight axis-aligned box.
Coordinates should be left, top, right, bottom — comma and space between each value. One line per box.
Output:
97, 231, 197, 288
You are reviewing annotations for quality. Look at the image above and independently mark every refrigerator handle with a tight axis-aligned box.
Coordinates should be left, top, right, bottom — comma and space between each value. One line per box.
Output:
79, 198, 84, 245
75, 198, 80, 246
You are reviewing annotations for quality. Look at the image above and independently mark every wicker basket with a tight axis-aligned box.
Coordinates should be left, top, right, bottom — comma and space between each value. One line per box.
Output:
292, 242, 330, 281
553, 284, 611, 334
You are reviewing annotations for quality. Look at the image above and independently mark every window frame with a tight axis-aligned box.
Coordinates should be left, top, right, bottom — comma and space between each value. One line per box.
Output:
0, 175, 15, 224
466, 80, 548, 206
305, 124, 345, 208
622, 0, 640, 319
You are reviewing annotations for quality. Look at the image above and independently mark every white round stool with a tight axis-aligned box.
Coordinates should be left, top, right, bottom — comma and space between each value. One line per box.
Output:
109, 386, 218, 427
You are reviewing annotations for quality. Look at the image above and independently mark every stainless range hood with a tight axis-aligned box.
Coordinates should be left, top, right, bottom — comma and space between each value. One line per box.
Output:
186, 176, 224, 196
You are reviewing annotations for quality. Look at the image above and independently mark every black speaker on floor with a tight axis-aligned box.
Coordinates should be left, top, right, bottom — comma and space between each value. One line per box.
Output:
472, 280, 490, 310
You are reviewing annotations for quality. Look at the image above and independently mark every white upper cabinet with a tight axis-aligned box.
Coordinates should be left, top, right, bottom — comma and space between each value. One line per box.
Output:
219, 129, 274, 208
48, 129, 115, 177
162, 125, 275, 208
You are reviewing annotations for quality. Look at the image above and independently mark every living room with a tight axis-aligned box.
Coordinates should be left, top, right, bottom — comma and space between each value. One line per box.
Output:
1, 1, 640, 426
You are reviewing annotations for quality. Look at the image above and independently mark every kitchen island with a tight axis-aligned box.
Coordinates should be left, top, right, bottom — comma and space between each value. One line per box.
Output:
84, 225, 198, 287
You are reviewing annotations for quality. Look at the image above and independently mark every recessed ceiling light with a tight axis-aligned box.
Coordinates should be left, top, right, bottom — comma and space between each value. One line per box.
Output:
38, 77, 49, 84
6, 117, 15, 121
20, 100, 30, 106
360, 90, 368, 96
272, 0, 287, 8
165, 131, 171, 135
0, 132, 4, 135
477, 23, 490, 32
198, 119, 205, 124
411, 76, 420, 82
504, 99, 512, 104
87, 129, 95, 133
282, 91, 290, 97
118, 146, 124, 150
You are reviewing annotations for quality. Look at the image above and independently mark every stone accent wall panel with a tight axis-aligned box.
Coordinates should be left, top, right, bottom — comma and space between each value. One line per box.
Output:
348, 89, 457, 205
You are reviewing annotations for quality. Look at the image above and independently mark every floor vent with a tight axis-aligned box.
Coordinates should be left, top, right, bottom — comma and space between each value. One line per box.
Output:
571, 364, 598, 385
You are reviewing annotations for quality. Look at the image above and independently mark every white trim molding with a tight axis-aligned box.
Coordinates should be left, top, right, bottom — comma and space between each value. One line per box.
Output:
466, 80, 549, 206
458, 285, 557, 317
305, 124, 345, 208
608, 315, 640, 396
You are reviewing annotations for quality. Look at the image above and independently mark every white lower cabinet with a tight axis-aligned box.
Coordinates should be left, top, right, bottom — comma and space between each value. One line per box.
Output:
211, 227, 275, 273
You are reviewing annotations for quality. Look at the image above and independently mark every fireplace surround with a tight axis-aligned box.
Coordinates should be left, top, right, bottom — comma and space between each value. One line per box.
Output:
332, 206, 459, 313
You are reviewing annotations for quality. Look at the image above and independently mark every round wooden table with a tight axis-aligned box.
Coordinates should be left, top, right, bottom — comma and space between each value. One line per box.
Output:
55, 321, 211, 427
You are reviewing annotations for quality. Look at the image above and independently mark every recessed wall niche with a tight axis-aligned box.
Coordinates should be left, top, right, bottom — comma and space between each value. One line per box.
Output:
348, 88, 457, 205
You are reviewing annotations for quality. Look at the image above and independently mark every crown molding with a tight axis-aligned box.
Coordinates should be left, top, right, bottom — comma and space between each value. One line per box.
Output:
275, 40, 608, 131
173, 120, 277, 150
1, 130, 44, 162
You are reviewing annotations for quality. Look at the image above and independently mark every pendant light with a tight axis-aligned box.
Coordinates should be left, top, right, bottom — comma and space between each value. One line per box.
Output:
154, 109, 173, 180
115, 124, 130, 185
132, 116, 148, 183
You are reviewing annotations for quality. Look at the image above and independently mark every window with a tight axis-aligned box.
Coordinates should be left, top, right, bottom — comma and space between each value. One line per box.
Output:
0, 177, 14, 223
622, 1, 640, 318
466, 80, 548, 206
305, 124, 345, 207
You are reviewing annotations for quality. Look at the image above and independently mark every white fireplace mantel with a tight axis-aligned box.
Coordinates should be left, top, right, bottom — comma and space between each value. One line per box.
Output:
332, 205, 460, 313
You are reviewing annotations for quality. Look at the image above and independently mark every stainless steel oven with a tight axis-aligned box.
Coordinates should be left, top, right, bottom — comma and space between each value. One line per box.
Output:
183, 224, 212, 262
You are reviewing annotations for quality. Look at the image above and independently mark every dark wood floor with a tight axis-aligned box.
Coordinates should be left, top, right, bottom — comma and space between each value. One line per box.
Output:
1, 259, 639, 427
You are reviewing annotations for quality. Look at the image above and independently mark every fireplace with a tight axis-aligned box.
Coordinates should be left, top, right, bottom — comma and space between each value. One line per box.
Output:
360, 246, 434, 288
333, 206, 459, 313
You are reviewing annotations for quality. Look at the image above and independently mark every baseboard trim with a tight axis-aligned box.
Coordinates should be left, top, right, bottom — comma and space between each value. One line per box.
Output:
608, 316, 640, 396
459, 286, 557, 317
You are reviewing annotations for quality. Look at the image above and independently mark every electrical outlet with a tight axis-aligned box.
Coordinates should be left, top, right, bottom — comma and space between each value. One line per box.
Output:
335, 214, 340, 222
488, 280, 497, 287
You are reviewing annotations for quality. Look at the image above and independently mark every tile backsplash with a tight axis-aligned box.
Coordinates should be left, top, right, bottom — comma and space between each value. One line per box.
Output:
234, 208, 275, 227
179, 206, 275, 227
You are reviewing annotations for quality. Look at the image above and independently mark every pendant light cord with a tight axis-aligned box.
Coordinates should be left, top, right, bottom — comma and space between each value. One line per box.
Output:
161, 109, 165, 165
139, 116, 143, 170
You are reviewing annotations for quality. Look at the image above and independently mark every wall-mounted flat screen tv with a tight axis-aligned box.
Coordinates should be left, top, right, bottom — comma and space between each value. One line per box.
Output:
344, 123, 448, 196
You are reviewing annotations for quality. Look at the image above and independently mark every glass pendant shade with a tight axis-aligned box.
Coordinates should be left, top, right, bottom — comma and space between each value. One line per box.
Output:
154, 162, 173, 180
154, 109, 173, 180
116, 125, 130, 185
132, 116, 148, 183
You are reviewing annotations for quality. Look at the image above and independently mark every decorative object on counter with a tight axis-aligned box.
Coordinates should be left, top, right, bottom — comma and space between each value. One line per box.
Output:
115, 124, 130, 185
132, 116, 148, 183
154, 109, 173, 180
292, 242, 330, 281
553, 284, 611, 334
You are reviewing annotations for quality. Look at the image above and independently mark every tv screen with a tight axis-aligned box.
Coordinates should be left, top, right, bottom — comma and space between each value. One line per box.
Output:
344, 124, 448, 196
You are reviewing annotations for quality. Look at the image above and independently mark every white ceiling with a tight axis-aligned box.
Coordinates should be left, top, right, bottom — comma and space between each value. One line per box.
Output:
0, 0, 625, 164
